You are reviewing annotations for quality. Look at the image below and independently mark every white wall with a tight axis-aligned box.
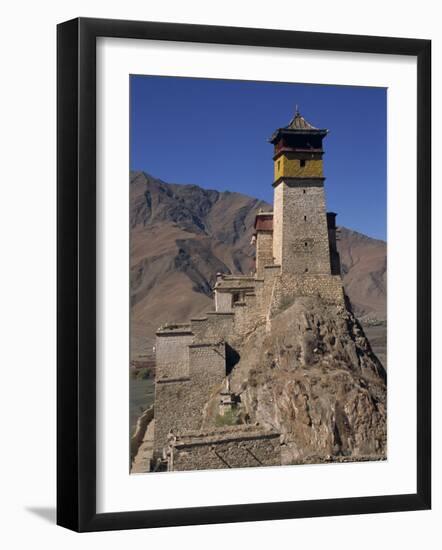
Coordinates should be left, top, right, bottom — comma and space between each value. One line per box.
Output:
0, 0, 439, 547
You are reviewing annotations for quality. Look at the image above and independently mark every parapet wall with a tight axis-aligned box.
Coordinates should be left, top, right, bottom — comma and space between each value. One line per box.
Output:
169, 425, 281, 471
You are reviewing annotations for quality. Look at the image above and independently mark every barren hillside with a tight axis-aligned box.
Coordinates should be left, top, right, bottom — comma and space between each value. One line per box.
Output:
338, 227, 386, 320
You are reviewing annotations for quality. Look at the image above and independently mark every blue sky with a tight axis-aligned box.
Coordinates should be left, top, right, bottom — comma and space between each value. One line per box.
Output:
130, 76, 386, 240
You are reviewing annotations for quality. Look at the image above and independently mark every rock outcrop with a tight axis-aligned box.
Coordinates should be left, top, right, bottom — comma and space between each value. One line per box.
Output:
202, 296, 386, 465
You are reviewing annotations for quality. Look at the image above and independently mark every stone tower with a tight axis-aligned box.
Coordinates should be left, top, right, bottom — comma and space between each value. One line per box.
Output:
146, 108, 349, 472
270, 110, 332, 275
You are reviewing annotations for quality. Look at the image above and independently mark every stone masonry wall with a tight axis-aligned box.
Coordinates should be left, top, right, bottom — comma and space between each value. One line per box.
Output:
188, 342, 226, 388
215, 291, 232, 313
256, 230, 274, 277
204, 312, 234, 340
155, 331, 193, 379
279, 180, 331, 275
169, 427, 281, 471
186, 343, 227, 431
269, 273, 345, 318
190, 313, 234, 343
154, 342, 227, 459
190, 317, 209, 341
273, 183, 283, 265
233, 293, 263, 336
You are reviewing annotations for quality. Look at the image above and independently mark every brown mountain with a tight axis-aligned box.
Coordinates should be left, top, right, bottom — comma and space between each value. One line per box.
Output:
338, 227, 386, 320
130, 171, 386, 360
130, 171, 268, 359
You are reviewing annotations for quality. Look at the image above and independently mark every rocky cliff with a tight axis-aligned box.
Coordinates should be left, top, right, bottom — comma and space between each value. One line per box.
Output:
202, 296, 387, 465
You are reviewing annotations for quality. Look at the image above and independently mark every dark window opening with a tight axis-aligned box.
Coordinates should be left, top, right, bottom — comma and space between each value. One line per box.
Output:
277, 160, 281, 170
305, 268, 309, 272
303, 189, 306, 194
232, 292, 240, 303
304, 215, 307, 221
304, 242, 308, 247
300, 159, 306, 167
225, 343, 240, 376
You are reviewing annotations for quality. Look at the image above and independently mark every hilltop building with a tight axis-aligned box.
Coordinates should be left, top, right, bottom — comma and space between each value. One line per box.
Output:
152, 110, 345, 471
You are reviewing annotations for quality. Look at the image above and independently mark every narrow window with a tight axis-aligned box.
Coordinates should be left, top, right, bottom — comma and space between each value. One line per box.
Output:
305, 268, 309, 272
304, 215, 307, 221
300, 159, 306, 167
304, 242, 308, 247
232, 292, 240, 303
277, 160, 281, 171
303, 189, 306, 194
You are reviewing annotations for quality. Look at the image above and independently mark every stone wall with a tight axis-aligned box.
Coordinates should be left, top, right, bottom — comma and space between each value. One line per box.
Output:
205, 312, 234, 339
188, 342, 226, 387
277, 179, 332, 275
233, 293, 263, 336
155, 329, 193, 379
273, 183, 283, 265
256, 230, 274, 277
269, 273, 345, 318
215, 291, 232, 313
190, 317, 208, 340
190, 312, 234, 342
169, 426, 281, 471
154, 342, 227, 459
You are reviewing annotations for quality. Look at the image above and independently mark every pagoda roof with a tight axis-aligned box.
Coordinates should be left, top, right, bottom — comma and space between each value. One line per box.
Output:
269, 110, 328, 143
287, 111, 318, 130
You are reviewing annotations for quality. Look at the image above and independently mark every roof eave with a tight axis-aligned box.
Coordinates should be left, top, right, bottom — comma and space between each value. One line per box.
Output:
269, 127, 328, 143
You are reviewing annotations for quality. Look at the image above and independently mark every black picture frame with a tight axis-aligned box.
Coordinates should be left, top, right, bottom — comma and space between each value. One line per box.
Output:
57, 17, 431, 532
